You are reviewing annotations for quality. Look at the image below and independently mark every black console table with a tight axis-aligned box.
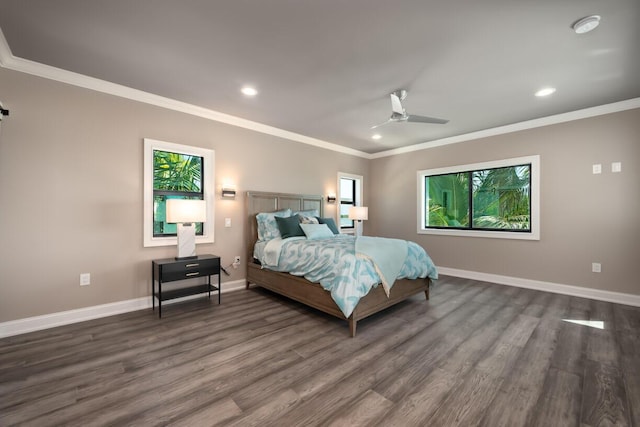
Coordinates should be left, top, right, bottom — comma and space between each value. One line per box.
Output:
152, 254, 221, 317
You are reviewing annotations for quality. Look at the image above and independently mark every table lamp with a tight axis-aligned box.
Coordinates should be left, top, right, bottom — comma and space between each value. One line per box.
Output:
166, 199, 207, 259
348, 206, 368, 237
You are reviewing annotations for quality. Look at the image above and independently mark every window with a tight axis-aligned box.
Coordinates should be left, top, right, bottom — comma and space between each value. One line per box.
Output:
152, 149, 204, 237
144, 139, 214, 247
418, 155, 540, 240
337, 172, 363, 232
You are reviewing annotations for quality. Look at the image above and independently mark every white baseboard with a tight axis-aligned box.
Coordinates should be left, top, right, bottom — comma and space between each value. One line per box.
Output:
438, 267, 640, 308
0, 279, 247, 338
4, 271, 638, 339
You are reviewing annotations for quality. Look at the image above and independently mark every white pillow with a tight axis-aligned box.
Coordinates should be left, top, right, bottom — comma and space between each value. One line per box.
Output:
300, 223, 335, 240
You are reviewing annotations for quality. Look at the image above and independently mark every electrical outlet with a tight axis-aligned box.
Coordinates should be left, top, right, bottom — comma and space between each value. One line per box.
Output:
592, 263, 601, 273
80, 273, 91, 286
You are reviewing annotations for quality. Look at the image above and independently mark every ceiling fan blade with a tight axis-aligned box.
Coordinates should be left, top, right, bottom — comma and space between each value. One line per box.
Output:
406, 114, 449, 125
371, 118, 394, 129
390, 93, 405, 115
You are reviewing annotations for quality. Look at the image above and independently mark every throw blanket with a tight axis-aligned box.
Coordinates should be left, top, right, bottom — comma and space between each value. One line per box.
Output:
356, 236, 408, 296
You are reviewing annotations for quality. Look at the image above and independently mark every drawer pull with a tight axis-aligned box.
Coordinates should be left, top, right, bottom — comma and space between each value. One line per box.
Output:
186, 272, 200, 277
186, 263, 199, 268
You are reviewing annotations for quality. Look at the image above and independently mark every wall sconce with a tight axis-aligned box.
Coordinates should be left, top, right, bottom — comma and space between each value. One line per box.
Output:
327, 194, 336, 203
166, 199, 207, 259
222, 185, 236, 198
0, 100, 9, 121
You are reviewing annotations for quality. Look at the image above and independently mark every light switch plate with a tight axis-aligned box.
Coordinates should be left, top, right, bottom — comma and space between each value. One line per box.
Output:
80, 273, 91, 286
611, 162, 621, 173
225, 218, 231, 227
592, 164, 602, 174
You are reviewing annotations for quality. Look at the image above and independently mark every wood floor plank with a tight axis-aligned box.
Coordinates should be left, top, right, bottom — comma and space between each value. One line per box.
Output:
226, 388, 302, 427
41, 319, 321, 426
527, 368, 582, 427
230, 314, 408, 411
550, 306, 589, 376
1, 276, 638, 426
478, 317, 566, 426
170, 397, 243, 427
322, 389, 394, 427
581, 360, 631, 427
373, 367, 460, 426
623, 372, 640, 427
426, 368, 504, 426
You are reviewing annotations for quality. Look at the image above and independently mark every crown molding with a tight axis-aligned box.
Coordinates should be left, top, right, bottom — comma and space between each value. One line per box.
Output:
2, 27, 638, 160
0, 28, 370, 159
370, 97, 640, 159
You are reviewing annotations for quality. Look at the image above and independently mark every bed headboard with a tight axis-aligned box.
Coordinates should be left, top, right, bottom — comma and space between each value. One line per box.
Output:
246, 191, 324, 262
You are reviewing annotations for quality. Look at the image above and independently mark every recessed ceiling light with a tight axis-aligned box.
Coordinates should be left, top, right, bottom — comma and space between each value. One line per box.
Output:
572, 15, 601, 34
241, 86, 258, 96
371, 134, 382, 140
535, 87, 556, 97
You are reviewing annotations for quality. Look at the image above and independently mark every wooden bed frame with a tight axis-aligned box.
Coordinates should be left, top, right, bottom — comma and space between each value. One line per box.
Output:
245, 191, 430, 337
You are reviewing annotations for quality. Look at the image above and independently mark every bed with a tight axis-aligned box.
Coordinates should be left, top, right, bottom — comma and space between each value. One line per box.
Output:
245, 191, 437, 337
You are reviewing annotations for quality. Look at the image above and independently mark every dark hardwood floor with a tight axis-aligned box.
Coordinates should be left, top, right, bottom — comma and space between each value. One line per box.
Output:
1, 275, 639, 426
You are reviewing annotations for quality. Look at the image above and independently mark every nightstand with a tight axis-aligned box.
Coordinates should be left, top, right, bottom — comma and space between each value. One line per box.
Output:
151, 254, 221, 317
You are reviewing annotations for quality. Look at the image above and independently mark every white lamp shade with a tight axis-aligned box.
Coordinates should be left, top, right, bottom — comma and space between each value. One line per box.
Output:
166, 199, 207, 223
348, 206, 368, 221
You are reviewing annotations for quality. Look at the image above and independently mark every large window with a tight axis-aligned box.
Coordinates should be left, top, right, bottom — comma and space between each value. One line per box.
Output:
144, 139, 214, 247
337, 172, 363, 232
418, 155, 540, 240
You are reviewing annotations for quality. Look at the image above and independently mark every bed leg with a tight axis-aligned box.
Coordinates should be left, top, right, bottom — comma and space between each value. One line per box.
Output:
424, 288, 430, 300
349, 318, 357, 337
246, 280, 251, 290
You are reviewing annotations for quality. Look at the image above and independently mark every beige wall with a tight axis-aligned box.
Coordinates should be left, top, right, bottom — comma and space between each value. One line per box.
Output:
0, 68, 369, 322
1, 65, 638, 324
369, 109, 640, 295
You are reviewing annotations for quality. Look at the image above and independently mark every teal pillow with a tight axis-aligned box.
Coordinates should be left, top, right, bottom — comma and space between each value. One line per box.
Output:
275, 215, 304, 239
300, 223, 335, 240
316, 217, 340, 234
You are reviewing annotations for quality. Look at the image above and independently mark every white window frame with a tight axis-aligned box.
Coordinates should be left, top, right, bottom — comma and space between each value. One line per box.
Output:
143, 138, 215, 247
337, 172, 363, 235
417, 155, 540, 240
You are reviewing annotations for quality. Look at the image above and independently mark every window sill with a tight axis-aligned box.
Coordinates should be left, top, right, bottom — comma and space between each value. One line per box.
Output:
418, 228, 539, 240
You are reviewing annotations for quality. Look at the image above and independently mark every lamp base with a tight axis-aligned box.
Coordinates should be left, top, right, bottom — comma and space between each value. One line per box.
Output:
176, 223, 197, 259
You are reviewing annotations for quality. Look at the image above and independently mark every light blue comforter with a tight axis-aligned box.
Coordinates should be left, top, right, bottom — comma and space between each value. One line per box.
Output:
258, 235, 438, 318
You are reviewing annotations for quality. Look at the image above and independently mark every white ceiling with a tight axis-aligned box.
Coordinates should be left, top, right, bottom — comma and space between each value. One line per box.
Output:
1, 0, 639, 154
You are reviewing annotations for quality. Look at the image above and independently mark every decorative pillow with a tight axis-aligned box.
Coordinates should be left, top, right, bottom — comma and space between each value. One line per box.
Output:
300, 223, 335, 240
275, 215, 304, 239
256, 209, 292, 241
299, 215, 319, 224
294, 209, 319, 218
316, 217, 340, 234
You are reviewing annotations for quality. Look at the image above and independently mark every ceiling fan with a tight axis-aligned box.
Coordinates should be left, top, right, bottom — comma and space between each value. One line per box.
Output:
372, 89, 449, 129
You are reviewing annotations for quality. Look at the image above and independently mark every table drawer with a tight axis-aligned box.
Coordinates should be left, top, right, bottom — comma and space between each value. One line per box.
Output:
160, 258, 220, 282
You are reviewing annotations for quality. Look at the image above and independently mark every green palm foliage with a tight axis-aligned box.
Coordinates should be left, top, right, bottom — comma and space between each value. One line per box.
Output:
426, 164, 530, 231
153, 150, 202, 192
152, 150, 204, 236
472, 165, 530, 229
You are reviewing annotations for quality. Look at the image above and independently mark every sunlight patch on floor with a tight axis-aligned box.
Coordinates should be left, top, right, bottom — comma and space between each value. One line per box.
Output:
562, 319, 604, 329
